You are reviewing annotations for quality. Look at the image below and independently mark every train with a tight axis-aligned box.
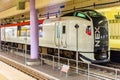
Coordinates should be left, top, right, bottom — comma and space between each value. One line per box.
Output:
0, 9, 110, 63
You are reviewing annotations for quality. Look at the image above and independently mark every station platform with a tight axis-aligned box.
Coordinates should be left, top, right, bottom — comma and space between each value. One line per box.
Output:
0, 61, 36, 80
0, 51, 97, 80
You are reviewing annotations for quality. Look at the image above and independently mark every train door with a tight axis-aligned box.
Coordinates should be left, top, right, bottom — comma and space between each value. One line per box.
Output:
54, 21, 61, 47
54, 21, 67, 48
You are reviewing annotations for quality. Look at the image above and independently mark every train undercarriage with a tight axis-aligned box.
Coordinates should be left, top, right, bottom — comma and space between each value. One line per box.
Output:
1, 41, 109, 63
1, 41, 78, 60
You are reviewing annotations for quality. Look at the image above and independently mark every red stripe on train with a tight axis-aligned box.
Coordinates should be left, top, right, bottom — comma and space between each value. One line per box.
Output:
0, 19, 44, 28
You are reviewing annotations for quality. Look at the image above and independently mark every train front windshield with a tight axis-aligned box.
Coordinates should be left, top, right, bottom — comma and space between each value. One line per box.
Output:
83, 10, 102, 17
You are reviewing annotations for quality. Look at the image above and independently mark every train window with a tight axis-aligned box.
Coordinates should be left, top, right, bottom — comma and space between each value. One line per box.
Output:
77, 13, 86, 18
76, 12, 90, 21
21, 30, 27, 36
27, 30, 30, 37
17, 25, 30, 37
85, 11, 102, 17
62, 25, 66, 34
5, 28, 15, 36
17, 26, 21, 36
39, 24, 43, 37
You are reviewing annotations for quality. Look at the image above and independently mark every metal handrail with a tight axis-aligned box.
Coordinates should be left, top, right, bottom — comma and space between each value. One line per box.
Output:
1, 45, 119, 80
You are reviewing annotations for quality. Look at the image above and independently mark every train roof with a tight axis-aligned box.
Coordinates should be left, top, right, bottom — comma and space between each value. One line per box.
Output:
61, 9, 94, 16
61, 9, 103, 18
79, 9, 95, 11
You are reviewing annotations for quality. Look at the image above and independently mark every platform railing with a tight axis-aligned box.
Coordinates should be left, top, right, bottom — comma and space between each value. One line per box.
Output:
1, 45, 120, 80
39, 53, 120, 80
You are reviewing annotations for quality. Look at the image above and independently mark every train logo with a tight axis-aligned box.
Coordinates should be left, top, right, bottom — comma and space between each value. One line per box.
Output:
95, 27, 100, 47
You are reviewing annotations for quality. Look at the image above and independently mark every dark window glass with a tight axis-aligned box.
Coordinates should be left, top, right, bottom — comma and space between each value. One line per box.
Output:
61, 12, 74, 17
62, 25, 66, 34
17, 26, 21, 36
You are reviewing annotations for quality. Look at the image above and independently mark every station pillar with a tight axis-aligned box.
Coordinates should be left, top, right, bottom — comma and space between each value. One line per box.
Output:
30, 0, 39, 59
0, 23, 2, 51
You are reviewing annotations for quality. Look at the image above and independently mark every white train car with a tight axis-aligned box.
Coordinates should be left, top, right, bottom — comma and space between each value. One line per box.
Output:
1, 9, 110, 63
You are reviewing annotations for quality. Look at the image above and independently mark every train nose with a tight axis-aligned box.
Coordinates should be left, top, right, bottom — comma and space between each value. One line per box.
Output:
100, 52, 107, 59
95, 49, 108, 60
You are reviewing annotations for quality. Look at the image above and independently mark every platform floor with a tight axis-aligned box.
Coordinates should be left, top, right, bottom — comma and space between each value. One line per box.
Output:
0, 61, 36, 80
0, 73, 7, 80
0, 51, 97, 80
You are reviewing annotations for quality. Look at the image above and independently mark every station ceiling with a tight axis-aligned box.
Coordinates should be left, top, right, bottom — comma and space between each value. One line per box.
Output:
0, 0, 70, 12
0, 0, 30, 12
0, 0, 16, 12
0, 0, 71, 19
0, 0, 120, 20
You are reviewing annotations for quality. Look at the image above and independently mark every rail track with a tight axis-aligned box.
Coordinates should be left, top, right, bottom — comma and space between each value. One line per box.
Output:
89, 63, 120, 80
101, 62, 120, 69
